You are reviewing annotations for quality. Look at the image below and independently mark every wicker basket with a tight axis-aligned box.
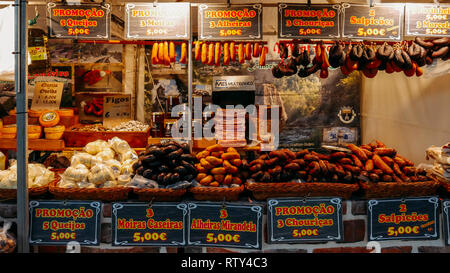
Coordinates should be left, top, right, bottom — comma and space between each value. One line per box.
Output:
0, 181, 52, 200
133, 187, 187, 202
245, 181, 359, 200
359, 180, 441, 199
49, 179, 131, 201
189, 185, 244, 201
428, 174, 450, 193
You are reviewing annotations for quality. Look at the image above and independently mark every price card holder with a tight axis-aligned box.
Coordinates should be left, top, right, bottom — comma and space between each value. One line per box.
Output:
186, 202, 263, 249
443, 200, 450, 246
29, 200, 102, 246
111, 202, 187, 246
267, 197, 343, 243
125, 2, 190, 40
368, 196, 440, 241
31, 82, 64, 110
277, 4, 341, 39
103, 94, 131, 128
47, 2, 111, 39
405, 4, 450, 37
198, 4, 263, 40
341, 3, 404, 41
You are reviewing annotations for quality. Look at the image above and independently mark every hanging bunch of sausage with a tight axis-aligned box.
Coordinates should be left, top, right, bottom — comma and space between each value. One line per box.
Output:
193, 41, 266, 67
151, 41, 187, 65
273, 37, 449, 79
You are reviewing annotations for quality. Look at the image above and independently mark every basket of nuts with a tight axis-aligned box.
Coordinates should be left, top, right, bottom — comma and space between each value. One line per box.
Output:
0, 222, 16, 253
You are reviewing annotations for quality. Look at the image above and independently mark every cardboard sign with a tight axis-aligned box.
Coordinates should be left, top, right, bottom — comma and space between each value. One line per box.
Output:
368, 197, 440, 241
31, 82, 64, 110
187, 202, 263, 249
267, 198, 343, 243
111, 202, 187, 246
405, 4, 450, 37
125, 3, 190, 40
278, 4, 341, 39
342, 3, 404, 41
29, 200, 102, 245
443, 200, 450, 246
198, 4, 263, 40
103, 94, 131, 128
47, 2, 111, 39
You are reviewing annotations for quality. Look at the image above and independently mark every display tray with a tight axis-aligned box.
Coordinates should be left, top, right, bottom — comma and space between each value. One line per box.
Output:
0, 139, 65, 151
64, 124, 150, 148
359, 180, 441, 199
49, 178, 131, 201
132, 187, 187, 202
189, 185, 244, 201
245, 181, 359, 200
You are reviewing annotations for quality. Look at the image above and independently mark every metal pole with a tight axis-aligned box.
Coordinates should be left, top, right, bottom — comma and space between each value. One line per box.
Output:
187, 4, 193, 151
15, 0, 29, 253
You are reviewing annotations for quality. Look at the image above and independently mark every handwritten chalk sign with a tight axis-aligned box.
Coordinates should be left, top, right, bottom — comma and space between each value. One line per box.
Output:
31, 82, 64, 110
103, 94, 131, 128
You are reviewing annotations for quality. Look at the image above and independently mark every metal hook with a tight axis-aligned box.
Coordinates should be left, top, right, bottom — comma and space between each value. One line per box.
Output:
401, 197, 405, 203
307, 0, 311, 8
153, 0, 158, 8
369, 0, 374, 8
434, 0, 440, 7
221, 197, 226, 209
227, 0, 231, 8
63, 200, 68, 206
148, 197, 155, 208
302, 192, 311, 203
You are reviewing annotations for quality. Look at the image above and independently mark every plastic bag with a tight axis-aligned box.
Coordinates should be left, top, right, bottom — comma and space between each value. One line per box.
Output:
103, 159, 122, 177
96, 148, 116, 161
0, 222, 16, 253
88, 164, 115, 185
84, 140, 111, 155
62, 164, 89, 182
70, 153, 95, 168
117, 174, 131, 186
125, 175, 158, 189
108, 137, 132, 155
119, 150, 138, 163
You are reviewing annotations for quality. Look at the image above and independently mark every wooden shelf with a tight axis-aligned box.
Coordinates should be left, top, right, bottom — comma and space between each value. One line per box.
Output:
0, 139, 65, 151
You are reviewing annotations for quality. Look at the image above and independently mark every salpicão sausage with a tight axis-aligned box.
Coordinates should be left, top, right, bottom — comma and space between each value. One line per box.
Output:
373, 154, 394, 175
194, 41, 202, 61
180, 42, 187, 64
230, 42, 236, 61
163, 41, 170, 65
238, 43, 245, 63
169, 41, 175, 63
223, 43, 230, 65
151, 42, 159, 65
259, 46, 266, 66
208, 43, 214, 65
158, 42, 164, 64
214, 42, 221, 66
348, 144, 368, 162
201, 42, 208, 64
253, 42, 260, 57
245, 43, 252, 60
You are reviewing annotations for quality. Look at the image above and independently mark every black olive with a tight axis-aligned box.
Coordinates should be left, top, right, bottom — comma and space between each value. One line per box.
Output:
158, 165, 170, 173
143, 169, 153, 179
136, 166, 145, 176
174, 166, 187, 176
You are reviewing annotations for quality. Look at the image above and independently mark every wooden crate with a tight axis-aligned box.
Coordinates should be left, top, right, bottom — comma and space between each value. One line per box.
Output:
64, 124, 150, 148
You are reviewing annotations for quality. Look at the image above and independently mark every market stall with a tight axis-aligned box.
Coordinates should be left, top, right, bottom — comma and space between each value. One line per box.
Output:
0, 0, 448, 254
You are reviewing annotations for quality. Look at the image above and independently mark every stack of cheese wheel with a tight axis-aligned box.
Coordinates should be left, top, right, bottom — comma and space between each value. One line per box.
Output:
1, 125, 16, 139
44, 125, 65, 140
28, 125, 42, 139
